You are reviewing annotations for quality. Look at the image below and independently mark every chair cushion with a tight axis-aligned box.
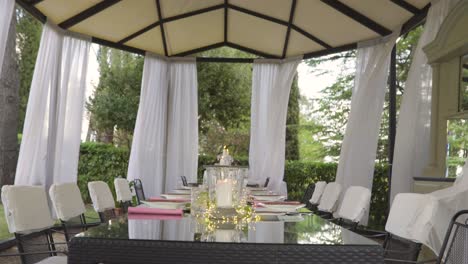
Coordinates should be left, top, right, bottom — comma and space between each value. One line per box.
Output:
49, 183, 86, 221
385, 192, 428, 241
317, 182, 342, 213
114, 178, 133, 202
88, 181, 115, 212
1, 185, 54, 233
309, 181, 327, 205
336, 186, 371, 223
35, 256, 67, 264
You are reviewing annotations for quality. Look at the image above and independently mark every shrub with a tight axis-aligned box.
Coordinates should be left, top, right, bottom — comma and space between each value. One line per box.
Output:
78, 143, 389, 229
78, 142, 130, 203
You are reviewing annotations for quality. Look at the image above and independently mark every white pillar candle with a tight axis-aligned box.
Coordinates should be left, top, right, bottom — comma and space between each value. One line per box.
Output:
216, 179, 233, 207
215, 229, 236, 242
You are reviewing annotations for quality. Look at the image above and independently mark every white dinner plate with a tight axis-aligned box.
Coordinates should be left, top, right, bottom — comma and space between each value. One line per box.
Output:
250, 190, 272, 195
171, 189, 191, 194
141, 201, 187, 209
255, 212, 286, 221
261, 203, 306, 213
247, 187, 268, 191
252, 195, 286, 202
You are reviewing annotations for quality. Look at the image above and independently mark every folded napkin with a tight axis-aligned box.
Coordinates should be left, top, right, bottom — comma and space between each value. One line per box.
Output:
128, 206, 183, 216
147, 197, 190, 203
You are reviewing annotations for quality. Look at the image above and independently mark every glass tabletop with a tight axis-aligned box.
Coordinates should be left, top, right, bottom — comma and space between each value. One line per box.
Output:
76, 214, 379, 246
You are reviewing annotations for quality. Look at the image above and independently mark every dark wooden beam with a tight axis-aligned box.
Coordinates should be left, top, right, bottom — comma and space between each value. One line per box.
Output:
118, 22, 161, 44
197, 57, 254, 63
303, 43, 356, 59
228, 3, 330, 49
390, 0, 420, 14
290, 25, 331, 49
16, 0, 46, 23
321, 0, 392, 36
224, 0, 228, 43
226, 42, 280, 59
155, 0, 168, 56
92, 37, 145, 56
118, 4, 224, 44
228, 3, 288, 26
282, 0, 297, 58
59, 0, 121, 29
387, 45, 397, 214
172, 42, 225, 57
29, 0, 44, 5
164, 4, 224, 23
401, 3, 430, 35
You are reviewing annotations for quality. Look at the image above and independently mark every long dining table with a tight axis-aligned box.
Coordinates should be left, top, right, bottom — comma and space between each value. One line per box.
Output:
68, 212, 383, 264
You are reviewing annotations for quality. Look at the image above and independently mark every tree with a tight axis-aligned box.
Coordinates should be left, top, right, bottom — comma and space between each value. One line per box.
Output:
0, 13, 19, 186
303, 26, 424, 162
197, 47, 253, 156
87, 47, 143, 146
286, 75, 300, 160
16, 7, 42, 131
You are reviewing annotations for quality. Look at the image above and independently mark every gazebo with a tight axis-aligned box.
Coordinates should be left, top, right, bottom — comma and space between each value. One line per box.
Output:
1, 0, 468, 263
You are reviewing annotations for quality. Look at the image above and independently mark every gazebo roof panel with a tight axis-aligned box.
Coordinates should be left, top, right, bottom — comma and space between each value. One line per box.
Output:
125, 26, 165, 56
160, 0, 224, 18
340, 0, 413, 31
229, 0, 292, 21
20, 0, 432, 59
35, 0, 102, 24
286, 29, 323, 58
294, 0, 378, 48
69, 0, 158, 43
165, 9, 224, 56
228, 10, 287, 58
405, 0, 432, 9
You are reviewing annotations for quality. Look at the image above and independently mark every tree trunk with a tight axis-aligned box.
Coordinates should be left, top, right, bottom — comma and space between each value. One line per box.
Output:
0, 16, 19, 187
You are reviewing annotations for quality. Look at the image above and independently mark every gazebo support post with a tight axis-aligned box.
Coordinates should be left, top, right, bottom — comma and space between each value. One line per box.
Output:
387, 45, 397, 213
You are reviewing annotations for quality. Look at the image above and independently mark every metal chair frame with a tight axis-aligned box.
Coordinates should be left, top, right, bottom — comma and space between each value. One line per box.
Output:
133, 179, 146, 205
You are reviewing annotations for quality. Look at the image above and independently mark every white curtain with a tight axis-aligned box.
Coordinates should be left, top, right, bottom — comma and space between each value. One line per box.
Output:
15, 23, 90, 190
391, 0, 460, 202
0, 0, 15, 74
128, 54, 169, 198
335, 31, 399, 224
165, 58, 198, 192
249, 57, 302, 194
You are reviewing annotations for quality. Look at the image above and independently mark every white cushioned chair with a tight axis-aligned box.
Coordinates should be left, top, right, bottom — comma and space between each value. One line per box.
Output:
114, 178, 133, 212
88, 181, 116, 222
309, 181, 327, 205
335, 186, 371, 229
1, 185, 67, 264
317, 182, 342, 218
50, 182, 93, 241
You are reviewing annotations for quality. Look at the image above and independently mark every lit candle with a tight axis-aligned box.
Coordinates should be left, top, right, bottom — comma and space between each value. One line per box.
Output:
216, 179, 233, 207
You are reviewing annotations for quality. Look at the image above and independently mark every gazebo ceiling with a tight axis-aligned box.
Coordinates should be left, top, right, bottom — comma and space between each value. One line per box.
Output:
18, 0, 431, 59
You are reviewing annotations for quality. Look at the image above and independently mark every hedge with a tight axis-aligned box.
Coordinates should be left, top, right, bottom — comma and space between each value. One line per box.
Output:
78, 143, 389, 229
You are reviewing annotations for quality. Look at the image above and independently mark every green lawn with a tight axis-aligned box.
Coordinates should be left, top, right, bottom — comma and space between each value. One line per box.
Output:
0, 204, 11, 240
0, 204, 100, 241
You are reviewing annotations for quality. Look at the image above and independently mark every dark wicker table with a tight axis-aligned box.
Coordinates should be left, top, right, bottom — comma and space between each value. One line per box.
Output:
69, 214, 383, 264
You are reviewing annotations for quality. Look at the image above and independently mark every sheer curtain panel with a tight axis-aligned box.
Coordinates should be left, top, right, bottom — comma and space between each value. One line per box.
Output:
335, 31, 399, 224
249, 57, 302, 194
15, 23, 90, 190
0, 0, 15, 74
128, 54, 169, 197
391, 0, 460, 203
165, 59, 198, 192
